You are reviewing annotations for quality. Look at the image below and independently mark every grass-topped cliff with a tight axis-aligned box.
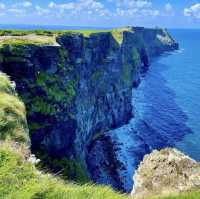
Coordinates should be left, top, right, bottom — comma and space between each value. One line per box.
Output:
0, 26, 179, 192
0, 27, 132, 45
0, 28, 199, 199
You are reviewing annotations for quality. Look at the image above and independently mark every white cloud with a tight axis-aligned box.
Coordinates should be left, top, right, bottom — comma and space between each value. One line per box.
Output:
118, 0, 152, 9
0, 0, 166, 22
49, 2, 75, 10
49, 0, 104, 10
48, 0, 108, 17
165, 3, 172, 12
21, 1, 32, 7
0, 3, 5, 9
114, 0, 159, 18
164, 3, 174, 16
12, 1, 32, 8
35, 5, 51, 15
184, 3, 200, 19
8, 8, 26, 16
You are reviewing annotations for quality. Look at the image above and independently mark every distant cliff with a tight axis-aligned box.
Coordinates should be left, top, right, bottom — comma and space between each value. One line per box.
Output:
0, 27, 178, 190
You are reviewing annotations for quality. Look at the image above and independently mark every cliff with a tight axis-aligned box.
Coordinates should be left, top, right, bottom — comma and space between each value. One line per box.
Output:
0, 72, 128, 199
1, 73, 200, 199
132, 148, 200, 199
0, 27, 178, 190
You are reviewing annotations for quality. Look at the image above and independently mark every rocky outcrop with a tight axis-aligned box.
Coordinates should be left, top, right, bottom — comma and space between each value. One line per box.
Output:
132, 148, 200, 198
0, 27, 178, 190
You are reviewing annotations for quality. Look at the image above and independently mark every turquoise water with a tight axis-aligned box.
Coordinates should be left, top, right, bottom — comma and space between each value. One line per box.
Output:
134, 29, 200, 161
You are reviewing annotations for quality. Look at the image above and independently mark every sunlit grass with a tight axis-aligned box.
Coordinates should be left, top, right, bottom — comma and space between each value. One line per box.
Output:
0, 37, 55, 46
0, 142, 129, 199
0, 27, 134, 45
152, 191, 200, 199
0, 73, 29, 143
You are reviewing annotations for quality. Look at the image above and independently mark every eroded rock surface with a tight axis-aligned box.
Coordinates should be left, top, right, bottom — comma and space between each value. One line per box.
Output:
132, 148, 200, 198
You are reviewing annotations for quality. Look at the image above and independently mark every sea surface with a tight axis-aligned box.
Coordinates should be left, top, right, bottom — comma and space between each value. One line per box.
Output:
133, 29, 200, 161
105, 29, 200, 191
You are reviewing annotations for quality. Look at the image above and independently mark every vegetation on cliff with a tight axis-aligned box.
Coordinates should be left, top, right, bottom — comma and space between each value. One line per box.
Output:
0, 142, 129, 199
0, 28, 195, 199
0, 72, 29, 143
0, 72, 129, 199
0, 37, 55, 46
0, 27, 133, 46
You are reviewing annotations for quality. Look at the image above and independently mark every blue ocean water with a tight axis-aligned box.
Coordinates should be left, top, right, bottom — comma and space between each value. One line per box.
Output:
133, 29, 200, 161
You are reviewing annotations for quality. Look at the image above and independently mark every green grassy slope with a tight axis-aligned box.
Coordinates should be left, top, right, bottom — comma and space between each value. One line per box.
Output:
0, 72, 29, 143
0, 142, 129, 199
0, 143, 199, 199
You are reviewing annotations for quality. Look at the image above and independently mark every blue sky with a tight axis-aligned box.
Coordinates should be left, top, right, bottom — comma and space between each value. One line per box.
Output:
0, 0, 200, 28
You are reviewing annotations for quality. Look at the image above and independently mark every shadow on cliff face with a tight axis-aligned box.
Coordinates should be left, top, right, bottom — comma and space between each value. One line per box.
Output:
86, 54, 193, 193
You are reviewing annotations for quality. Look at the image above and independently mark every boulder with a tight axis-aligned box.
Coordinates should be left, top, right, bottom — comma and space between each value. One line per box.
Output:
132, 148, 200, 198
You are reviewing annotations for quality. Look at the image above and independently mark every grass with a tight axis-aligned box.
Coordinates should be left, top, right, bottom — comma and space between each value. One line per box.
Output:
0, 72, 29, 143
0, 142, 129, 199
37, 155, 90, 184
1, 142, 199, 199
0, 72, 15, 94
0, 29, 54, 36
65, 27, 133, 44
152, 191, 200, 199
0, 27, 134, 45
0, 37, 55, 46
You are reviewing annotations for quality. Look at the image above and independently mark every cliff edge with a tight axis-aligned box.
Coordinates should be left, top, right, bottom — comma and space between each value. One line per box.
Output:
0, 27, 178, 191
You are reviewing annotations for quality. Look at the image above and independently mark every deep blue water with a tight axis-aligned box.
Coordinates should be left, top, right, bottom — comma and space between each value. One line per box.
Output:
134, 29, 200, 161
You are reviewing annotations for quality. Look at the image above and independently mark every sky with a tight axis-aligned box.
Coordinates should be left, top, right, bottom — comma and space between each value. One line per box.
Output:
0, 0, 200, 28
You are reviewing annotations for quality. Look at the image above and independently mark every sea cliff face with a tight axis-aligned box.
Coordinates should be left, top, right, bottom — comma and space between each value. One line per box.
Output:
0, 27, 178, 191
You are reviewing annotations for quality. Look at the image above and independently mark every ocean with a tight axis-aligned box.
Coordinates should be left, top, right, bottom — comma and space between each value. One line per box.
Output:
133, 29, 200, 161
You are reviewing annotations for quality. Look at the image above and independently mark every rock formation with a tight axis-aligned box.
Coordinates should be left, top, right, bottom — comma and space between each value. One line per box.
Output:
132, 148, 200, 198
0, 27, 179, 191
